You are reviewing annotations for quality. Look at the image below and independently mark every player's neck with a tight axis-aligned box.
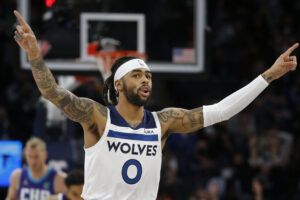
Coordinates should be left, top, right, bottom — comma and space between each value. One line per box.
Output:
30, 165, 48, 180
115, 100, 144, 122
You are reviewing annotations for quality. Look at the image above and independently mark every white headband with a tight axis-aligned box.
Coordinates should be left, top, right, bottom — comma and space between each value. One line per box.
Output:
114, 59, 150, 90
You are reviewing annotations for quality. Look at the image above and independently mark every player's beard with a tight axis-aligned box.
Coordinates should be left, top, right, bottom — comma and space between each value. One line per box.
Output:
123, 81, 150, 106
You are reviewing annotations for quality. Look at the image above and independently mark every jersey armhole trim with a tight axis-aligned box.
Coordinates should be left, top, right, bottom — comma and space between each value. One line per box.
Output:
84, 107, 111, 152
152, 112, 162, 142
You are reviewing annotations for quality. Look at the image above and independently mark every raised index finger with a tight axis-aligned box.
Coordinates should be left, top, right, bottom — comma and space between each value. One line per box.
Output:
283, 43, 299, 56
14, 10, 28, 26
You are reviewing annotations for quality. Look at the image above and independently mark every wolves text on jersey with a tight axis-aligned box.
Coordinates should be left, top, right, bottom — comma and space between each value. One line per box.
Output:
107, 141, 158, 156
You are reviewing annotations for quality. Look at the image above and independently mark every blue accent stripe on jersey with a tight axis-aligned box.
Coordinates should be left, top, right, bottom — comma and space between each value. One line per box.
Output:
108, 130, 158, 141
27, 167, 53, 184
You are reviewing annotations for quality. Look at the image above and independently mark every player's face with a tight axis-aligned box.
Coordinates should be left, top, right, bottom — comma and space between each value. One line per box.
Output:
67, 185, 84, 200
121, 68, 152, 106
25, 147, 47, 171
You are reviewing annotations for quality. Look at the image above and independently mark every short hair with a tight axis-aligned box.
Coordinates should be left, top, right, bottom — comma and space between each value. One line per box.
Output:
65, 169, 84, 187
25, 137, 46, 151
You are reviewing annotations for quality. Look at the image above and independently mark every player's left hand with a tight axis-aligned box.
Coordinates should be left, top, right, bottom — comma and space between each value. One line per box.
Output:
265, 43, 298, 82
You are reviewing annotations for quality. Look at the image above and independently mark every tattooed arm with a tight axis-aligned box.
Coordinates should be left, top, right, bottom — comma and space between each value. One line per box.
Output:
13, 10, 107, 126
12, 9, 109, 147
158, 43, 299, 141
158, 107, 204, 141
13, 11, 108, 147
29, 57, 98, 123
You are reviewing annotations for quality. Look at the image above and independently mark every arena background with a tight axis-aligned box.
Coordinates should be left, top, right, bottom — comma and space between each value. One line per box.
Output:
1, 0, 300, 199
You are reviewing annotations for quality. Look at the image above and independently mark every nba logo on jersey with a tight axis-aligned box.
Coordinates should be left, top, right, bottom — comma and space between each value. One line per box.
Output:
144, 129, 154, 134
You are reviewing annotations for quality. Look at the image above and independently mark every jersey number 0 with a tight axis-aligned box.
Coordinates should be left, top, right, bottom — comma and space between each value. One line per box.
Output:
122, 159, 142, 184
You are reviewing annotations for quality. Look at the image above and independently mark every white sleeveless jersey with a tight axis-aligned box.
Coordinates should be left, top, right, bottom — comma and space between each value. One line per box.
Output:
81, 106, 162, 200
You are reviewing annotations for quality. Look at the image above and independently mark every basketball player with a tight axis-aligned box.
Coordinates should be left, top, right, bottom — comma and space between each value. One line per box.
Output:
5, 137, 67, 200
13, 10, 298, 200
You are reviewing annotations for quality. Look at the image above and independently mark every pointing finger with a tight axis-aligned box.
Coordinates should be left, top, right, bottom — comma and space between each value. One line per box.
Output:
283, 43, 299, 57
14, 10, 28, 27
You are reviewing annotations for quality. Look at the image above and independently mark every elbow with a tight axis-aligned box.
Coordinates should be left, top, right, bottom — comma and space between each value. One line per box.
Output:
40, 91, 56, 102
40, 91, 46, 98
40, 91, 50, 100
203, 104, 234, 127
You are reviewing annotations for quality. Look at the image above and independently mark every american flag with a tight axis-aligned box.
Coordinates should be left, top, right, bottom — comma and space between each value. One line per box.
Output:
172, 48, 195, 63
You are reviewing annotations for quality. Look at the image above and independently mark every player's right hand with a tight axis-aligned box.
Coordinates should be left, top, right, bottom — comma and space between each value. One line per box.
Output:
264, 43, 298, 82
13, 10, 40, 60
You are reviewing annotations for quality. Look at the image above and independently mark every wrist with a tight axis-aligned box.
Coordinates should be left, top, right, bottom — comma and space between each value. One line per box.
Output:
28, 49, 41, 61
262, 70, 274, 83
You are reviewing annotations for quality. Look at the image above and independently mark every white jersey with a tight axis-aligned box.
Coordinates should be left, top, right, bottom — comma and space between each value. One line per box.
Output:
81, 106, 162, 200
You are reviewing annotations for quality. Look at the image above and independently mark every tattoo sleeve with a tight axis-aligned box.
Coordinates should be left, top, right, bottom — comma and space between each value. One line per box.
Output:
158, 107, 204, 136
29, 56, 97, 124
30, 56, 56, 90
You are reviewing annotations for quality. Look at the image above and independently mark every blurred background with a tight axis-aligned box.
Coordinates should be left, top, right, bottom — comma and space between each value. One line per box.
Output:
1, 0, 300, 199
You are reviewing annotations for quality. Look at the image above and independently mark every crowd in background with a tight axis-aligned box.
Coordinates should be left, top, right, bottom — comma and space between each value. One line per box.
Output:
1, 0, 300, 199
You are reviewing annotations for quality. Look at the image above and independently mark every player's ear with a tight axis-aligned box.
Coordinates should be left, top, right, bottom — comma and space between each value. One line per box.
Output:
115, 80, 123, 92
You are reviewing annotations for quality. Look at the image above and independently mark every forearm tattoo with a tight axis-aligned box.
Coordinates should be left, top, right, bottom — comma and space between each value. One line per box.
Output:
29, 56, 97, 123
30, 57, 56, 89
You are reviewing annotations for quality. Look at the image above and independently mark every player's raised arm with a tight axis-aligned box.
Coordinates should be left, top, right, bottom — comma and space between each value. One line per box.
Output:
158, 43, 298, 137
13, 10, 107, 126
